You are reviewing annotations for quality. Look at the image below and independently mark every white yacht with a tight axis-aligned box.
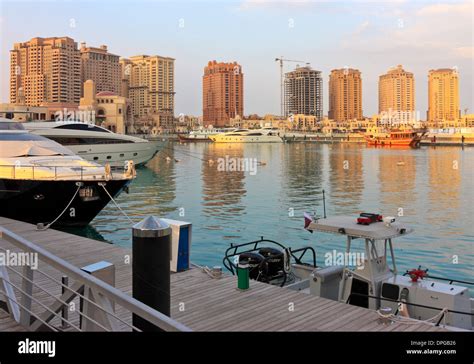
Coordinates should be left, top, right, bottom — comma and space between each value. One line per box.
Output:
178, 127, 235, 142
0, 119, 135, 227
24, 121, 162, 166
209, 127, 283, 143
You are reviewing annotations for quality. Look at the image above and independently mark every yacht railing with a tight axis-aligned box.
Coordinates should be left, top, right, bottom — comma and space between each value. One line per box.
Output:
0, 226, 190, 332
0, 164, 131, 181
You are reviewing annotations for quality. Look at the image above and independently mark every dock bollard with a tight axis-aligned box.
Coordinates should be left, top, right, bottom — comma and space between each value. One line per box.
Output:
132, 216, 171, 331
237, 260, 250, 290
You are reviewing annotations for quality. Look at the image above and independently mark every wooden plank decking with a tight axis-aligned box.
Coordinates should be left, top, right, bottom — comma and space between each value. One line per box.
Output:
0, 217, 445, 332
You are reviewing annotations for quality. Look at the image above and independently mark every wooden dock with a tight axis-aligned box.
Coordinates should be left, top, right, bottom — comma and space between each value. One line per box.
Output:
0, 217, 445, 332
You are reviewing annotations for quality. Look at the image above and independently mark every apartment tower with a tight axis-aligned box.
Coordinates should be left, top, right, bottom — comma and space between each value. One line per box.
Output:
80, 43, 121, 95
427, 68, 460, 123
284, 66, 323, 119
120, 55, 175, 127
379, 65, 415, 114
203, 60, 243, 127
10, 37, 81, 106
328, 68, 363, 122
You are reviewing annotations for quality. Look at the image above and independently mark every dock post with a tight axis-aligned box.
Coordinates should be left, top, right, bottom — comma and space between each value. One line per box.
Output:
132, 216, 171, 331
61, 276, 69, 329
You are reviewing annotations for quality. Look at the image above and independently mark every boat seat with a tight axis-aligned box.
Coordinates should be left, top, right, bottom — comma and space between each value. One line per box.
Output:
313, 265, 344, 283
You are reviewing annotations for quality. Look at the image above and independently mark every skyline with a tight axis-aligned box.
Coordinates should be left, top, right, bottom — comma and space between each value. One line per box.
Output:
0, 0, 472, 118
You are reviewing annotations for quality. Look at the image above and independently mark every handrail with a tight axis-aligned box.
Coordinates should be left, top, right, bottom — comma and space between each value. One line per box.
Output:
223, 237, 317, 275
0, 227, 191, 332
346, 292, 473, 316
402, 271, 474, 286
0, 164, 129, 181
0, 246, 143, 332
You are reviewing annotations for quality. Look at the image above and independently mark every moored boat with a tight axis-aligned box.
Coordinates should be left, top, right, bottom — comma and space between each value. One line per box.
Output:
209, 127, 283, 143
0, 119, 135, 227
222, 212, 474, 330
24, 121, 161, 166
365, 128, 424, 148
178, 127, 235, 142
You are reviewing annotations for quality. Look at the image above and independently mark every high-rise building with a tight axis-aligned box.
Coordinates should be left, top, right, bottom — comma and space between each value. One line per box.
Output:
10, 37, 81, 106
203, 60, 243, 127
427, 68, 460, 123
379, 65, 415, 114
80, 43, 121, 95
284, 66, 323, 119
328, 68, 363, 122
120, 55, 175, 127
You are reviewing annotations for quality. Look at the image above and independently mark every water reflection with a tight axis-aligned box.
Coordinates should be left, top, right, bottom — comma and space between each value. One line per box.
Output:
89, 151, 177, 247
279, 143, 324, 221
201, 143, 246, 218
78, 142, 472, 285
328, 143, 364, 212
377, 149, 417, 214
427, 148, 461, 217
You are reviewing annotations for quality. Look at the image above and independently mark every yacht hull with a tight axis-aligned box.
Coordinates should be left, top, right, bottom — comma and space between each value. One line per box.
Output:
0, 178, 131, 227
209, 135, 283, 143
65, 141, 161, 167
178, 134, 212, 142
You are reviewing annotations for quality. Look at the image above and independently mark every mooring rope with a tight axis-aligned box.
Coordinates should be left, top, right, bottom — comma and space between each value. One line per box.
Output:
99, 183, 135, 225
377, 307, 449, 326
192, 263, 223, 279
37, 184, 82, 231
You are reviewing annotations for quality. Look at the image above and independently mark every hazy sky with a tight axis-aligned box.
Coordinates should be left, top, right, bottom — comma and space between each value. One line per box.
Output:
0, 0, 472, 118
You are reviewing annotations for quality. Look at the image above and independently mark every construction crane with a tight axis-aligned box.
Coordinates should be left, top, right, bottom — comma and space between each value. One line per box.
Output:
275, 57, 308, 118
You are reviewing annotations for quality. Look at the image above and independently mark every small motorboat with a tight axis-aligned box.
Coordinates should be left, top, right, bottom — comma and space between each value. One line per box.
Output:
223, 214, 473, 330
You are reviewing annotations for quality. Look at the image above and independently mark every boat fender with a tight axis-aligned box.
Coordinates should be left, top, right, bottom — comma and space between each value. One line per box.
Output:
283, 248, 291, 274
104, 163, 112, 180
399, 288, 410, 318
125, 160, 136, 178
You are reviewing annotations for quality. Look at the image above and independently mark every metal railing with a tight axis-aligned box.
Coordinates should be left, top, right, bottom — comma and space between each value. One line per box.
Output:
345, 292, 473, 327
0, 164, 129, 181
0, 227, 190, 332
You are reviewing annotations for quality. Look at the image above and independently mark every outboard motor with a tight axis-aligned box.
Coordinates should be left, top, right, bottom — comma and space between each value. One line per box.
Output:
258, 247, 284, 278
239, 252, 267, 280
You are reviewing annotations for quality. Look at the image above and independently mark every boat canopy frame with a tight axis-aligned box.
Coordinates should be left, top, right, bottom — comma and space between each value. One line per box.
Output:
306, 216, 413, 241
306, 216, 413, 288
222, 237, 317, 276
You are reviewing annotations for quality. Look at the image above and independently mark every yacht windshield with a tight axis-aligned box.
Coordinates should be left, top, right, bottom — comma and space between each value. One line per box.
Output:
0, 133, 75, 157
0, 122, 25, 131
56, 123, 111, 133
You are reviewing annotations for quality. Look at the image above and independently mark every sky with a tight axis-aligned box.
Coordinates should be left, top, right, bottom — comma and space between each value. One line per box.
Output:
0, 0, 472, 118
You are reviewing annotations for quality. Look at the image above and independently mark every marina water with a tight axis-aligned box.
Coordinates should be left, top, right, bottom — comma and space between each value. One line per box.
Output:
69, 143, 473, 285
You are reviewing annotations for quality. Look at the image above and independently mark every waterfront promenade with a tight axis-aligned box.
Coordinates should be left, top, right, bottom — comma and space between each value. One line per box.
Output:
0, 217, 446, 332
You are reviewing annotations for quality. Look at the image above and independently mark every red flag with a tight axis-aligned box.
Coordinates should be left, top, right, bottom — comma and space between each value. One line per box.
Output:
304, 212, 313, 233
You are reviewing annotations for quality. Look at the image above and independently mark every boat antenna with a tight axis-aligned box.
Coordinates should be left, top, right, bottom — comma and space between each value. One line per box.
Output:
322, 189, 327, 218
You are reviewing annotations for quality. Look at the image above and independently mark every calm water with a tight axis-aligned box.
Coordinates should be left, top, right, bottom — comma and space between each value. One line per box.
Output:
74, 143, 474, 284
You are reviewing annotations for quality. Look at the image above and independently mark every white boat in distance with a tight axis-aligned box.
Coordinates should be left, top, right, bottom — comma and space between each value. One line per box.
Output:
24, 121, 162, 167
209, 127, 283, 143
178, 127, 235, 142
